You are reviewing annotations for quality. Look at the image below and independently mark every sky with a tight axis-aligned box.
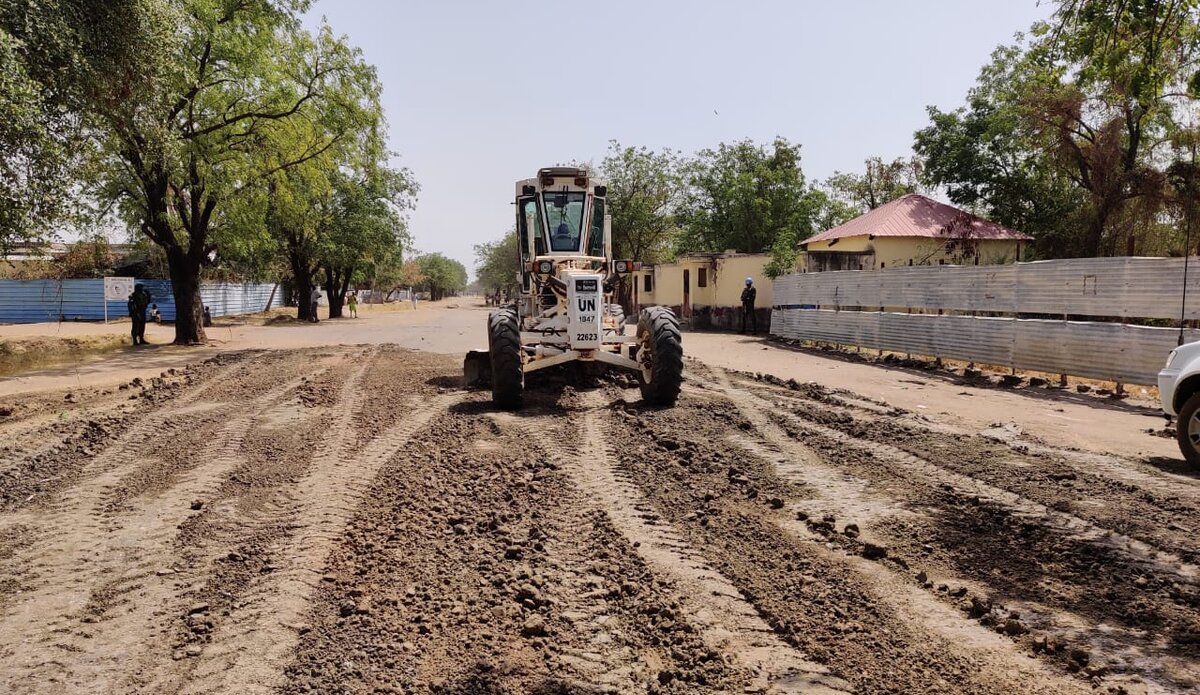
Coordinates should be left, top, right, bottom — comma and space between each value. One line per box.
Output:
304, 1, 1056, 278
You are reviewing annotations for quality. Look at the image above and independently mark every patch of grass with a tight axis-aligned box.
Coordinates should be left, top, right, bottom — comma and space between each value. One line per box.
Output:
0, 335, 128, 377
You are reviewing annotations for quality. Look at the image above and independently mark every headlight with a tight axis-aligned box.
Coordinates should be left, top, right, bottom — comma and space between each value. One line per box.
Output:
614, 260, 628, 273
537, 260, 553, 274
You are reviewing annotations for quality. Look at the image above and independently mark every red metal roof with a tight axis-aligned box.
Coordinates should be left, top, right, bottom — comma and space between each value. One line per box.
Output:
801, 194, 1032, 246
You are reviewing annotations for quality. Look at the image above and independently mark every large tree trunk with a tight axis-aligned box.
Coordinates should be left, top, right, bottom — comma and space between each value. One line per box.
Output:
289, 249, 317, 321
323, 265, 349, 319
167, 248, 206, 345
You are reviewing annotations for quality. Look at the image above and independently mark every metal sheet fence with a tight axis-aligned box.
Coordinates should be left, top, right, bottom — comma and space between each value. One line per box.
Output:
0, 279, 278, 324
775, 256, 1200, 319
770, 309, 1198, 385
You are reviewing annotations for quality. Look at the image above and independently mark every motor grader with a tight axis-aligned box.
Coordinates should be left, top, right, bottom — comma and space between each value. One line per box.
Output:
464, 166, 682, 409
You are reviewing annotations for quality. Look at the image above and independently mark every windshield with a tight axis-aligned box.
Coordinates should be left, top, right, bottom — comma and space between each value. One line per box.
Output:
545, 192, 585, 252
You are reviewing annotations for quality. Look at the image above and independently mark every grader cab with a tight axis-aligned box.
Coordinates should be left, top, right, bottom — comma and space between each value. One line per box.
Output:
464, 167, 682, 409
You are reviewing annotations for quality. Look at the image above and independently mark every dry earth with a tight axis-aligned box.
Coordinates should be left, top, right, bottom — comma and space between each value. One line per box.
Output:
0, 343, 1197, 694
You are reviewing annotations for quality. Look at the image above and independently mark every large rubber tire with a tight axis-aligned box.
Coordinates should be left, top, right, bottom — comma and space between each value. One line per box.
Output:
637, 306, 683, 406
488, 307, 523, 409
1176, 392, 1200, 468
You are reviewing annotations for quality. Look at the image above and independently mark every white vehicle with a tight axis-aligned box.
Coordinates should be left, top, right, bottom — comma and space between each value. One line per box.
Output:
463, 167, 683, 409
1159, 341, 1200, 465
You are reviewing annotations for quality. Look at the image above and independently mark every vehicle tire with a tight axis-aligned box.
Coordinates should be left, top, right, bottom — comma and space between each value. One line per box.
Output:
489, 307, 523, 409
637, 306, 683, 406
1176, 392, 1200, 467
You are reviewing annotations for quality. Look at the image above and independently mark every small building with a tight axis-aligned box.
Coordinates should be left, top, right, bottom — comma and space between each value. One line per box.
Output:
799, 194, 1031, 272
633, 251, 772, 331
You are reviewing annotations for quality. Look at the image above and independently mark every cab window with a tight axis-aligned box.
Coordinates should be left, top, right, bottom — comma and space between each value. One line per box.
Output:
518, 197, 545, 256
588, 198, 605, 257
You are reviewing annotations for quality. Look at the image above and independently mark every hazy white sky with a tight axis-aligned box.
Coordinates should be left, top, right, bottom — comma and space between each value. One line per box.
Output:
306, 1, 1055, 276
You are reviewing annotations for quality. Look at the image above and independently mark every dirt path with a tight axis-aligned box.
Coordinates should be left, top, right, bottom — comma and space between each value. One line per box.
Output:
0, 343, 1195, 694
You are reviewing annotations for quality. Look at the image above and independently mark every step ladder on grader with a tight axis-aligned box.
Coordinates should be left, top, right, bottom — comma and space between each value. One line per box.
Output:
464, 167, 683, 409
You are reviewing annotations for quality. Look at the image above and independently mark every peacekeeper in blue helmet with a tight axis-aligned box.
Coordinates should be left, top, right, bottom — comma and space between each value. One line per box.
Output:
739, 277, 757, 335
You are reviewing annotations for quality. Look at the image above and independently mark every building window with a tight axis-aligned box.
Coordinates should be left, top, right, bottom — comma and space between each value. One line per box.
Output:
698, 267, 708, 287
643, 274, 653, 292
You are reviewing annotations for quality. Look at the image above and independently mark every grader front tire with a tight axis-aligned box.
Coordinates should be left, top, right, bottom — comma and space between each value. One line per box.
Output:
488, 308, 523, 409
637, 306, 683, 406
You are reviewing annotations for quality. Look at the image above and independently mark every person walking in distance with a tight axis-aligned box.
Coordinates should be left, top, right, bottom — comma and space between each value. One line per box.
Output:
347, 291, 359, 318
127, 283, 152, 345
309, 287, 322, 323
739, 277, 757, 335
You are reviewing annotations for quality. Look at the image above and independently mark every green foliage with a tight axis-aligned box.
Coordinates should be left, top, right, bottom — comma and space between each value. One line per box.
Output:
0, 0, 160, 252
416, 252, 467, 300
473, 231, 520, 294
915, 43, 1087, 257
825, 156, 923, 213
917, 2, 1200, 258
598, 141, 682, 263
676, 138, 819, 256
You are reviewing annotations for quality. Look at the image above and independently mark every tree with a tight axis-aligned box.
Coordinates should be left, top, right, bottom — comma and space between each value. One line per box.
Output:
73, 3, 381, 344
825, 156, 923, 213
676, 138, 820, 256
917, 2, 1200, 258
391, 258, 425, 299
473, 231, 520, 296
598, 141, 682, 264
915, 45, 1087, 257
319, 169, 415, 318
416, 253, 466, 300
0, 0, 157, 254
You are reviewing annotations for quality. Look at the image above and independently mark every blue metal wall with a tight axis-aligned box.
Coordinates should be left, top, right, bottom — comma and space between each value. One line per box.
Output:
0, 279, 278, 324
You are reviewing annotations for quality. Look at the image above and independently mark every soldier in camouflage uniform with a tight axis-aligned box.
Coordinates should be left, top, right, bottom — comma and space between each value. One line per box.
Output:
127, 284, 152, 345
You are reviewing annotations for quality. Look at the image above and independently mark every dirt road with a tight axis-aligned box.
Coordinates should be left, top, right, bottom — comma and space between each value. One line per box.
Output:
1, 316, 1197, 693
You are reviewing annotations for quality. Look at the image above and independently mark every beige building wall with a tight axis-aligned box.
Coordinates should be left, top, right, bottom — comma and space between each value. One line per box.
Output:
636, 254, 772, 309
799, 235, 1023, 271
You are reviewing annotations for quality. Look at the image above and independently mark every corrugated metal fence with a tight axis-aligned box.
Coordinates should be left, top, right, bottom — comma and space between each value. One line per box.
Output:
771, 257, 1200, 385
0, 279, 278, 324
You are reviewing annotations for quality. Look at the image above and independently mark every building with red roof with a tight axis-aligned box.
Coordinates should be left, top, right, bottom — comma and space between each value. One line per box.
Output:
799, 194, 1032, 272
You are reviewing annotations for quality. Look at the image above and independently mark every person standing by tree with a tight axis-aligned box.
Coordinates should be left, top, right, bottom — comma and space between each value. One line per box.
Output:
127, 284, 152, 345
739, 277, 757, 335
310, 287, 322, 323
347, 291, 359, 318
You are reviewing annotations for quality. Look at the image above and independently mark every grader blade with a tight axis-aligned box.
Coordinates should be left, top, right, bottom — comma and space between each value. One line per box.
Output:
463, 350, 491, 389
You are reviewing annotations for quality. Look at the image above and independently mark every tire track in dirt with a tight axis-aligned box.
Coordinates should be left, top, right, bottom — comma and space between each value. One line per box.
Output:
742, 373, 1200, 514
502, 392, 852, 695
173, 388, 463, 694
711, 370, 1200, 691
283, 391, 751, 694
110, 353, 372, 692
715, 373, 1198, 582
0, 367, 315, 695
598, 385, 1091, 695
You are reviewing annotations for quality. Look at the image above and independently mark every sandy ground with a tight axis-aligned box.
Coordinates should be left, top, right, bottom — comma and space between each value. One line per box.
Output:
0, 304, 1196, 694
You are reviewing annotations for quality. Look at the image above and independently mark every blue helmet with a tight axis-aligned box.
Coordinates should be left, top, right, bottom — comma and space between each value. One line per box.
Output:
745, 277, 753, 285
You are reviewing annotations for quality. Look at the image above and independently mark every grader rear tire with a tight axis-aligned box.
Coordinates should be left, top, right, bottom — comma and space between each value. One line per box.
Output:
637, 306, 683, 406
488, 307, 523, 409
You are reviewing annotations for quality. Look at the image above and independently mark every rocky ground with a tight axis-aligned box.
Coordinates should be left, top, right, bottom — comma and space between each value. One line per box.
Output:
0, 345, 1196, 694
